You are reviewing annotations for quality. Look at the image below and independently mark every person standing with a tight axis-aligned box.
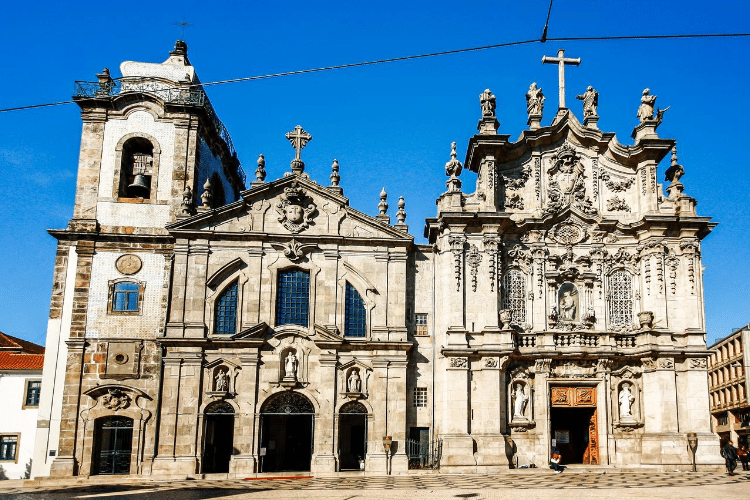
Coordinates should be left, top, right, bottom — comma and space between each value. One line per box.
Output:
738, 445, 749, 472
721, 440, 738, 475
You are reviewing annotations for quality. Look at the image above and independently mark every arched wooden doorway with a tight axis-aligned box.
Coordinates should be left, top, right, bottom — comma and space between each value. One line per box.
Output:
92, 416, 133, 475
259, 392, 315, 472
338, 401, 367, 470
202, 401, 235, 473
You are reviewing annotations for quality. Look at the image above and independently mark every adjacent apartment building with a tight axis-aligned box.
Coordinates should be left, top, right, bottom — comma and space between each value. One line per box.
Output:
0, 332, 44, 479
708, 326, 750, 447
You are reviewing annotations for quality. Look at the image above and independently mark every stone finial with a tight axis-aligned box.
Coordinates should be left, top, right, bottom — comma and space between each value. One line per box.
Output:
180, 186, 195, 216
395, 196, 408, 232
95, 68, 114, 96
376, 187, 390, 224
286, 125, 312, 176
329, 158, 343, 195
525, 82, 544, 129
665, 145, 686, 199
576, 85, 599, 128
201, 177, 213, 209
445, 141, 463, 192
171, 40, 188, 57
254, 154, 267, 183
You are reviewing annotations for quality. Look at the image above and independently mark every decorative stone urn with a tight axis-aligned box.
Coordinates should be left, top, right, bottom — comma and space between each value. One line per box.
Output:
638, 311, 654, 331
499, 309, 512, 330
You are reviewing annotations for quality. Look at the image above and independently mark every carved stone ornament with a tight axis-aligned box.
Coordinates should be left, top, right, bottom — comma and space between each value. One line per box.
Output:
101, 389, 131, 410
467, 245, 482, 292
658, 358, 674, 370
484, 357, 498, 368
276, 181, 317, 233
689, 358, 707, 369
544, 143, 597, 217
505, 193, 524, 210
271, 238, 318, 262
549, 222, 586, 246
606, 196, 631, 212
115, 254, 142, 275
600, 171, 633, 192
534, 358, 552, 374
449, 357, 468, 368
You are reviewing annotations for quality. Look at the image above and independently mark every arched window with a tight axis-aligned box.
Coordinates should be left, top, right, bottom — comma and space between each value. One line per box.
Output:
214, 281, 238, 335
502, 270, 526, 324
112, 282, 140, 312
119, 137, 154, 199
608, 271, 633, 327
276, 269, 310, 327
345, 283, 366, 338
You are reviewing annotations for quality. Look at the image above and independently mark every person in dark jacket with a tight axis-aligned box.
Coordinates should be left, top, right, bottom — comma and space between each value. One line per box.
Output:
738, 445, 749, 471
721, 440, 738, 475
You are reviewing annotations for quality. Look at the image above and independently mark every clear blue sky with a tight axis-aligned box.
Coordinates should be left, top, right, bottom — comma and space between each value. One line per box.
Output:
1, 1, 748, 347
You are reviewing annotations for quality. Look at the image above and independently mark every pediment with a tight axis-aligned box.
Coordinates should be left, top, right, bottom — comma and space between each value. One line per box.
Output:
167, 175, 412, 240
312, 323, 345, 343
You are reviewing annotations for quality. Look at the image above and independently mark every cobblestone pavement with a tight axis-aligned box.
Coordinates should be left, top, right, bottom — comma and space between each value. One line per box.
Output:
1, 471, 748, 500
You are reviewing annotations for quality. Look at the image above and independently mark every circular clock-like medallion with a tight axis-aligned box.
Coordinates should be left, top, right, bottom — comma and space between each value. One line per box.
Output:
113, 353, 128, 365
115, 254, 142, 275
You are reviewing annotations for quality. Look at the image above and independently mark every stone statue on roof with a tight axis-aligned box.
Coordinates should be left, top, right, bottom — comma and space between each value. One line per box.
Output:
637, 88, 657, 123
480, 89, 496, 117
576, 86, 598, 117
526, 83, 545, 117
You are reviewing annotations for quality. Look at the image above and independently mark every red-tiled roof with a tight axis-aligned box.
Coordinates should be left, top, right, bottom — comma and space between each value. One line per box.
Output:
0, 352, 44, 370
0, 332, 45, 354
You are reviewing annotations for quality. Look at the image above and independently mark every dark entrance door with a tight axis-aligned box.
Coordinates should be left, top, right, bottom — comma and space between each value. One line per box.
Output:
550, 407, 596, 463
338, 402, 367, 470
202, 401, 235, 473
92, 416, 133, 475
259, 392, 315, 473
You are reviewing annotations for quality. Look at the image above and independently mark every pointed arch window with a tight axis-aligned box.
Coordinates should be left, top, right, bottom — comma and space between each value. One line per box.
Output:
276, 269, 310, 327
608, 270, 633, 327
502, 270, 527, 324
214, 281, 238, 335
345, 282, 367, 338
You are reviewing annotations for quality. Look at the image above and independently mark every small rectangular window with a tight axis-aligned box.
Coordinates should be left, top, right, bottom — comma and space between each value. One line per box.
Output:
0, 435, 18, 462
413, 387, 427, 408
24, 380, 41, 408
414, 313, 428, 336
112, 282, 140, 312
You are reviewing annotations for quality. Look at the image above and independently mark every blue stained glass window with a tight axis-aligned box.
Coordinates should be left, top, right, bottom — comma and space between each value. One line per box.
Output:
345, 283, 366, 338
276, 270, 310, 327
112, 282, 139, 312
214, 281, 238, 335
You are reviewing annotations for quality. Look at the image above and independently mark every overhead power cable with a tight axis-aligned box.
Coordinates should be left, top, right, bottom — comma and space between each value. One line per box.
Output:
1, 32, 749, 114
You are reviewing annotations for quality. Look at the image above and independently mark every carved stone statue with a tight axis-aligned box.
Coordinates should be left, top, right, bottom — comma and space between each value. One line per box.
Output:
214, 369, 228, 391
619, 382, 635, 419
284, 351, 298, 379
560, 290, 577, 321
637, 88, 657, 123
479, 88, 496, 117
525, 82, 545, 116
576, 86, 598, 117
348, 369, 361, 392
513, 383, 529, 419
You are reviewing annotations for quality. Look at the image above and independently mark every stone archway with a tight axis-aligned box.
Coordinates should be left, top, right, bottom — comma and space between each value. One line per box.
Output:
338, 401, 368, 470
259, 392, 315, 472
550, 386, 599, 465
91, 416, 134, 475
202, 401, 235, 473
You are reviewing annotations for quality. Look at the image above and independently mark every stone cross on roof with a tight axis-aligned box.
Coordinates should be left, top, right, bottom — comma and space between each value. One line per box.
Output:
286, 125, 312, 175
542, 49, 581, 110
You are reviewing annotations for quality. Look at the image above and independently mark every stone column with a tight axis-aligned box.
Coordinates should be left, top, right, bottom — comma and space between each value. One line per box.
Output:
641, 357, 681, 465
165, 242, 189, 337
481, 232, 501, 343
532, 359, 552, 464
230, 352, 260, 475
677, 357, 723, 467
388, 357, 409, 473
387, 251, 408, 342
440, 356, 475, 472
321, 249, 340, 332
70, 111, 107, 232
312, 352, 338, 473
184, 242, 210, 338
244, 246, 264, 327
169, 117, 199, 220
446, 232, 467, 347
473, 356, 511, 472
367, 359, 390, 473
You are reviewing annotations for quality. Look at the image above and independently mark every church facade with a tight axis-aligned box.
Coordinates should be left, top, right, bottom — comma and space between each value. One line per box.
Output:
32, 42, 723, 478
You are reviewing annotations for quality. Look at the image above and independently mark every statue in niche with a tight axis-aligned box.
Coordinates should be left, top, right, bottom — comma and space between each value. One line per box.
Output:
619, 382, 635, 419
513, 383, 529, 419
637, 88, 657, 122
348, 369, 361, 392
557, 282, 579, 322
284, 351, 298, 379
480, 88, 496, 117
526, 82, 545, 117
576, 86, 599, 117
214, 369, 228, 392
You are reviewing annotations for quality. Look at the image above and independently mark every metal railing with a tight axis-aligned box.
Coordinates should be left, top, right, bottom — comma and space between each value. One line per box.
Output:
74, 77, 246, 186
405, 438, 442, 470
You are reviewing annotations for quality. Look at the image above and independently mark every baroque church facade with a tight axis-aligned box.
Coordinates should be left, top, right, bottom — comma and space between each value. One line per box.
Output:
32, 42, 723, 478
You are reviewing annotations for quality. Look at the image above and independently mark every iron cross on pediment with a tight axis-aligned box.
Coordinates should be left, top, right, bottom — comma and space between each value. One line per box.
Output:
542, 49, 581, 110
286, 125, 312, 175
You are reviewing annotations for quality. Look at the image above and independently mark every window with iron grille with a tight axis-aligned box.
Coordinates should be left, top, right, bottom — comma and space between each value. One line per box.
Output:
112, 282, 139, 312
214, 281, 238, 335
414, 313, 428, 336
25, 380, 41, 407
501, 270, 526, 324
413, 387, 428, 407
345, 282, 367, 338
276, 269, 310, 327
608, 271, 633, 327
0, 435, 18, 462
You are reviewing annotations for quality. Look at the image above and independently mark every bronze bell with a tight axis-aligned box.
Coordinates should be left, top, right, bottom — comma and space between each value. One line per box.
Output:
128, 174, 150, 197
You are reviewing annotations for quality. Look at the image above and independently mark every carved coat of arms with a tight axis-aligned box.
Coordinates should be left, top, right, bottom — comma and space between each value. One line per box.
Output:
101, 389, 130, 410
276, 182, 316, 233
544, 143, 597, 216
